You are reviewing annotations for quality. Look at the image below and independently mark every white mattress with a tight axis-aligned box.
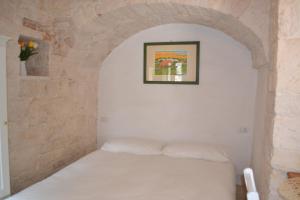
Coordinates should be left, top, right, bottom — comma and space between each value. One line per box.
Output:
7, 150, 236, 200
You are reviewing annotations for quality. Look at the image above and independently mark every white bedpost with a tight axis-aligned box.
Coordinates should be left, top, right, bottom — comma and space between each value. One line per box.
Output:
244, 168, 259, 200
0, 35, 11, 199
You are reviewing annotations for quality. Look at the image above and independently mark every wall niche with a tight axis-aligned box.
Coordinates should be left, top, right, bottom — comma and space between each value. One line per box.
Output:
18, 35, 49, 76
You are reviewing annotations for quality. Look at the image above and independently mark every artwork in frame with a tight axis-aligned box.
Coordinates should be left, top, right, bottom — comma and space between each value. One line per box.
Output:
143, 41, 200, 84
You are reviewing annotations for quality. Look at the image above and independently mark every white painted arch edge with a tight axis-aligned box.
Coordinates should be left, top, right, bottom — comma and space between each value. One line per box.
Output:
0, 35, 11, 198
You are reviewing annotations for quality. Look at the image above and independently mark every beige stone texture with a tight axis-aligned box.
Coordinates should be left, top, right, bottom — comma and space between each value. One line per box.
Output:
0, 0, 98, 193
266, 0, 300, 199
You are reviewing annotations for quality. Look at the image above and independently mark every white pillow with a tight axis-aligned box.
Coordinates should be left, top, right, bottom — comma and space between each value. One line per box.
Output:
101, 138, 164, 155
162, 142, 229, 162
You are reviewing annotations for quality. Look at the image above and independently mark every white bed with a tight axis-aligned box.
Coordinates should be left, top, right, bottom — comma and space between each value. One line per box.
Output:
7, 150, 236, 200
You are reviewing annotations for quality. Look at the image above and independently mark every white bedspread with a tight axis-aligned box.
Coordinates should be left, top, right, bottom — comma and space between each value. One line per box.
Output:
7, 150, 236, 200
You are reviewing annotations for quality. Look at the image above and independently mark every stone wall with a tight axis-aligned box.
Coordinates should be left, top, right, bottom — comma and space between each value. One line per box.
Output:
267, 0, 300, 199
0, 0, 275, 195
0, 0, 98, 193
251, 1, 279, 199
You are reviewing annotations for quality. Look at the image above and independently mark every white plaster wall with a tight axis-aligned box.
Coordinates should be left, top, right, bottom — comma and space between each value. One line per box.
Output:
98, 24, 257, 175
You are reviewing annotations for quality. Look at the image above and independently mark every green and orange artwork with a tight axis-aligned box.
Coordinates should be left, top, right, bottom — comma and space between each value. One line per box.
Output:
154, 50, 187, 75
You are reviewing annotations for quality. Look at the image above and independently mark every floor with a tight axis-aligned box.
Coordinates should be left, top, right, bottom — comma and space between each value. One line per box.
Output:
236, 184, 247, 200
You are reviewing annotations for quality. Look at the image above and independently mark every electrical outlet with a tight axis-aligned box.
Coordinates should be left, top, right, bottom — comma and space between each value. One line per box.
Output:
239, 127, 248, 134
101, 116, 108, 122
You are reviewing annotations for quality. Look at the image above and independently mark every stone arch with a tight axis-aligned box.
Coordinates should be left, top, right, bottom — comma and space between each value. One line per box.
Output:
67, 1, 268, 69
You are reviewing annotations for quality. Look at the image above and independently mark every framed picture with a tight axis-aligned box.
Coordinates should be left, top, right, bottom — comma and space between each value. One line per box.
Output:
143, 41, 200, 84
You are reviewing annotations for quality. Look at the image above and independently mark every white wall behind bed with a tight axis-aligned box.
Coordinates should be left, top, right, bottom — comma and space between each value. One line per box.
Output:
97, 24, 257, 175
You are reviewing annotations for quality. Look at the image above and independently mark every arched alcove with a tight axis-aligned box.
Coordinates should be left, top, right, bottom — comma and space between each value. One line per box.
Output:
82, 2, 269, 193
70, 0, 269, 194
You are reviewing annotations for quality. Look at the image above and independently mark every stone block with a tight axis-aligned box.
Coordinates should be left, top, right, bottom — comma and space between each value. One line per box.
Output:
278, 0, 300, 39
22, 17, 49, 33
272, 148, 300, 171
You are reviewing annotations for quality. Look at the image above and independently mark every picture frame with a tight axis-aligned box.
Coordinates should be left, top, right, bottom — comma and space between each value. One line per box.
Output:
143, 41, 200, 84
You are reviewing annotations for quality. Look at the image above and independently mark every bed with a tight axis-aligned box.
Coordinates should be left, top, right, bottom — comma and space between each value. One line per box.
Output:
7, 139, 236, 200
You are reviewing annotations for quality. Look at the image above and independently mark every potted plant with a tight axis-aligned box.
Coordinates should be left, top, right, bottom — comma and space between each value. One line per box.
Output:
18, 40, 38, 76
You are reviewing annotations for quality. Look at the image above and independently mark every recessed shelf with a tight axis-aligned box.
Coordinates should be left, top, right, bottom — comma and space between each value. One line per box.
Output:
18, 35, 49, 77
